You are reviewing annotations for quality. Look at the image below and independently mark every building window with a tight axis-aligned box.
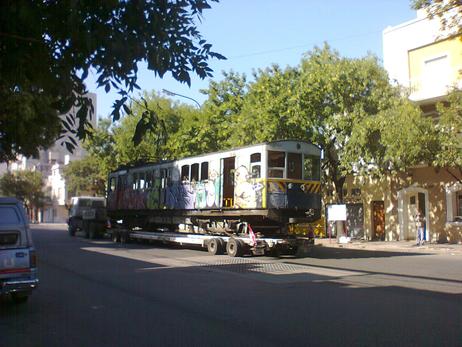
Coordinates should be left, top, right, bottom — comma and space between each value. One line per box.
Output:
445, 184, 462, 223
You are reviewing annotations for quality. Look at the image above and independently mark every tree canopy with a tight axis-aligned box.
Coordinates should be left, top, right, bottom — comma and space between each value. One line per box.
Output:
0, 0, 224, 162
0, 171, 46, 214
65, 45, 457, 203
412, 0, 462, 36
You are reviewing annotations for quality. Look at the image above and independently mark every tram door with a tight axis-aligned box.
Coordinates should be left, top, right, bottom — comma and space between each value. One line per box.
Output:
222, 157, 235, 207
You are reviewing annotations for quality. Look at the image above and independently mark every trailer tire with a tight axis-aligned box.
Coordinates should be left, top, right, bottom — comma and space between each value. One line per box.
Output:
226, 238, 243, 257
207, 238, 224, 255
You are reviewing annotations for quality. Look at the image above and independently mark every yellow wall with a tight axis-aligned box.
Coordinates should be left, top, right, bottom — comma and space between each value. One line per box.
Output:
408, 36, 462, 93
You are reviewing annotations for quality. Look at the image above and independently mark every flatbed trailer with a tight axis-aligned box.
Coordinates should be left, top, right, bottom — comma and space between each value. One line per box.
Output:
108, 226, 313, 257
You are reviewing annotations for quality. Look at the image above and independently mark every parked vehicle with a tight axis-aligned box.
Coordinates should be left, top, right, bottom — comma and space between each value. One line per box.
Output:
0, 197, 39, 303
67, 196, 107, 239
107, 140, 321, 256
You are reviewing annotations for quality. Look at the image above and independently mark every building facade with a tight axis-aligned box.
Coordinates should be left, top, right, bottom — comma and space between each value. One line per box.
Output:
341, 10, 462, 243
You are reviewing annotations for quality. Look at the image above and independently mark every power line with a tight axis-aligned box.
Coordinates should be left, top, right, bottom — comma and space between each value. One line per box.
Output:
228, 30, 382, 60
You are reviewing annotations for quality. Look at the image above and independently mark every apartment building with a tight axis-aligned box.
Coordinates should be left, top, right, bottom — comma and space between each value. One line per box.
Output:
342, 10, 462, 243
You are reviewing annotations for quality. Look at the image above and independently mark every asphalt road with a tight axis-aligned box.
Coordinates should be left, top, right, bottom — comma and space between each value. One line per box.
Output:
1, 224, 461, 347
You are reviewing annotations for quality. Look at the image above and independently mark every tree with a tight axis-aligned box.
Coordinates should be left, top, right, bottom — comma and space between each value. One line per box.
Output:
412, 0, 462, 36
63, 156, 106, 197
0, 171, 46, 220
0, 0, 224, 162
434, 89, 462, 182
232, 65, 303, 146
199, 71, 248, 151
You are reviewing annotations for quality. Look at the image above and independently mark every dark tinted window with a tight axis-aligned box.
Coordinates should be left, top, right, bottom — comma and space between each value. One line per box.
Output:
191, 163, 199, 181
181, 165, 190, 181
201, 162, 209, 180
250, 153, 261, 163
287, 153, 302, 179
0, 232, 18, 245
303, 155, 321, 180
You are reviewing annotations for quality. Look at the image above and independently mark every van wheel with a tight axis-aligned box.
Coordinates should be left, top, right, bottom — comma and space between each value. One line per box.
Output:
207, 238, 224, 255
12, 293, 29, 304
226, 238, 243, 257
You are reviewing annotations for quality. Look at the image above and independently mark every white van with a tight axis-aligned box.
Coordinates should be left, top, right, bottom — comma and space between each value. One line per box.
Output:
0, 197, 39, 303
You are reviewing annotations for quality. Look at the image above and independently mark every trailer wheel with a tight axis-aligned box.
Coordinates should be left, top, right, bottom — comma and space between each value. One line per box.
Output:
226, 238, 243, 257
207, 238, 224, 255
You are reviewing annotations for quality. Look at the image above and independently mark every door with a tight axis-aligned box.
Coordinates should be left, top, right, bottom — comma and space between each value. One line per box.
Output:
406, 192, 426, 240
346, 204, 364, 239
222, 157, 235, 207
372, 201, 385, 241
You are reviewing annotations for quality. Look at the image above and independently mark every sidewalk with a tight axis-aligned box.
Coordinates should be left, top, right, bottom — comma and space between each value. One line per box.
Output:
315, 238, 462, 255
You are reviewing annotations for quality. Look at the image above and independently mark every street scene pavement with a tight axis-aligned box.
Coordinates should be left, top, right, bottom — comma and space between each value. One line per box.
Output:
1, 224, 462, 347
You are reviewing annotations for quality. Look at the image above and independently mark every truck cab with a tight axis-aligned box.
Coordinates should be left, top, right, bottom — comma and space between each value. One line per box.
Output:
0, 197, 38, 303
67, 196, 107, 239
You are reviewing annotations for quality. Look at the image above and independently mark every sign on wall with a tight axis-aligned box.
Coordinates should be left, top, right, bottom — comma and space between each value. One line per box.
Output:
327, 204, 347, 221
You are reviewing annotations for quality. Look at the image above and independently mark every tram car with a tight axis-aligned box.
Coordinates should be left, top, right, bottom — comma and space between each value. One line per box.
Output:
107, 140, 322, 237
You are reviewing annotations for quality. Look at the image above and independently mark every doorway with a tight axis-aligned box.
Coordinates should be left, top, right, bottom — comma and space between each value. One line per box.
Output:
398, 187, 429, 241
372, 201, 385, 241
222, 157, 235, 207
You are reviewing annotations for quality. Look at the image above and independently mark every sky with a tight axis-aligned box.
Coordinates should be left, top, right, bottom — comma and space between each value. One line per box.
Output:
86, 0, 417, 119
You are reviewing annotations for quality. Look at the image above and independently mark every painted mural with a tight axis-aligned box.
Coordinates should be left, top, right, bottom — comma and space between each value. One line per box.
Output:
234, 165, 264, 209
109, 165, 320, 212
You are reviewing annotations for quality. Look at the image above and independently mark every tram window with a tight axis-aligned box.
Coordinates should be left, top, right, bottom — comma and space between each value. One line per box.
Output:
132, 173, 138, 190
303, 155, 321, 180
109, 177, 116, 192
251, 165, 261, 178
181, 165, 190, 181
145, 171, 152, 189
201, 162, 209, 180
250, 153, 261, 178
287, 153, 302, 179
139, 172, 146, 190
117, 175, 126, 190
191, 163, 199, 182
268, 151, 285, 178
250, 153, 261, 163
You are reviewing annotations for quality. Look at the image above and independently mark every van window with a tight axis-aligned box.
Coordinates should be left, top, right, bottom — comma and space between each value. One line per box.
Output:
0, 232, 19, 246
201, 162, 209, 180
191, 163, 199, 181
268, 151, 285, 178
0, 207, 20, 225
